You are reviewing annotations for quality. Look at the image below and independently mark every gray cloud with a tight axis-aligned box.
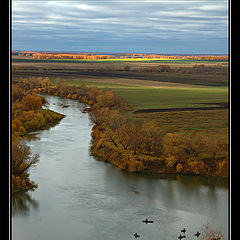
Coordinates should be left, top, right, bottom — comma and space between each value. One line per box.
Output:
12, 0, 229, 53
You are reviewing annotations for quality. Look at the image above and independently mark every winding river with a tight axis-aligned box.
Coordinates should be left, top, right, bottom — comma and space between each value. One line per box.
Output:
12, 95, 229, 240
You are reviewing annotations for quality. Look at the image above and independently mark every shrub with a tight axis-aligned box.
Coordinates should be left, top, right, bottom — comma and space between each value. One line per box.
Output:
187, 160, 206, 175
176, 163, 183, 173
22, 94, 42, 111
166, 155, 177, 168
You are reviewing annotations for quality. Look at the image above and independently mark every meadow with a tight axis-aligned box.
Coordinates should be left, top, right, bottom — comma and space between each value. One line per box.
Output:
113, 86, 228, 110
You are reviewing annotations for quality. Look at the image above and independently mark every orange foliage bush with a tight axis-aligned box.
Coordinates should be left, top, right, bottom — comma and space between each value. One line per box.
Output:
187, 161, 206, 175
22, 94, 42, 111
176, 163, 183, 173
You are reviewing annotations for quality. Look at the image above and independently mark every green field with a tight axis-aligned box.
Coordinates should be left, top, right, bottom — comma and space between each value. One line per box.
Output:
113, 86, 228, 110
45, 74, 229, 111
57, 78, 228, 111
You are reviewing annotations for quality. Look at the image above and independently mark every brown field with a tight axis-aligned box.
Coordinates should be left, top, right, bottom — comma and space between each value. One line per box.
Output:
134, 109, 229, 143
13, 70, 200, 89
12, 55, 228, 87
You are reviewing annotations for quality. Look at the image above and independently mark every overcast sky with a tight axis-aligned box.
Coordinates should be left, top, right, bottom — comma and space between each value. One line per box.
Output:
12, 0, 229, 54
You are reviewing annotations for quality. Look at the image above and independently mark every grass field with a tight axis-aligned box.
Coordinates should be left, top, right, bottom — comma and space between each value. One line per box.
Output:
113, 86, 228, 110
42, 76, 228, 111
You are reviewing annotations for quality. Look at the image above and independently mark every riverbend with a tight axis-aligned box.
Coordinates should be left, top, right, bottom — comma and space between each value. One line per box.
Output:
12, 95, 228, 240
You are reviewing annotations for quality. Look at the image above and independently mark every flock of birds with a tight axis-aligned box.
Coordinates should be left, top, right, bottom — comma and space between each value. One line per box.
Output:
133, 219, 201, 239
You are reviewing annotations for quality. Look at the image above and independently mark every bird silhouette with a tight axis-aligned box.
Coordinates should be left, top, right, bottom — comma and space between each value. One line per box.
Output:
178, 234, 186, 240
134, 233, 140, 238
181, 228, 186, 234
62, 104, 69, 108
195, 232, 201, 237
142, 218, 154, 224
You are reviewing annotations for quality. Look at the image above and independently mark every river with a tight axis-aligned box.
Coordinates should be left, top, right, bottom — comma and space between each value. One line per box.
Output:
12, 95, 229, 240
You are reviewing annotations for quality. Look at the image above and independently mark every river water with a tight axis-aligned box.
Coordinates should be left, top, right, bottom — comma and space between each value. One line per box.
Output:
12, 95, 229, 240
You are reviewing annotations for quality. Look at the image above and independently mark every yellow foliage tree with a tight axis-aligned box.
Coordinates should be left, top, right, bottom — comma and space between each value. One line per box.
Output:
22, 94, 42, 111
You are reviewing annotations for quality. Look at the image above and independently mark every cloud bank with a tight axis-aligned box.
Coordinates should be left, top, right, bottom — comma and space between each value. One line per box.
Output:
12, 0, 229, 54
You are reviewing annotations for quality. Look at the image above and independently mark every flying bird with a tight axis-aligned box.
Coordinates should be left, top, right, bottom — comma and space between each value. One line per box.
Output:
178, 234, 186, 240
134, 233, 140, 238
181, 228, 186, 234
195, 231, 201, 237
142, 218, 154, 224
62, 104, 70, 108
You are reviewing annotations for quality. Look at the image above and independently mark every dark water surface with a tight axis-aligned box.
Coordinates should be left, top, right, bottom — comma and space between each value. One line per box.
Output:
12, 95, 229, 240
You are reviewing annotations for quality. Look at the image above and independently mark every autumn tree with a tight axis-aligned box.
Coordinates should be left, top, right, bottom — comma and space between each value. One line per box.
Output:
140, 121, 164, 156
38, 77, 51, 89
22, 94, 42, 111
183, 132, 207, 158
187, 160, 206, 175
163, 133, 185, 159
12, 140, 39, 177
128, 122, 143, 155
96, 90, 123, 110
76, 83, 88, 100
12, 84, 25, 102
103, 112, 130, 150
88, 87, 103, 104
88, 107, 115, 126
216, 158, 229, 177
116, 123, 132, 150
18, 77, 39, 91
206, 137, 223, 160
57, 79, 66, 90
141, 121, 158, 152
166, 155, 177, 168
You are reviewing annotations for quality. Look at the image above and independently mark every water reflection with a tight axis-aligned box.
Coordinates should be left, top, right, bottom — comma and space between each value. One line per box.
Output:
122, 171, 228, 188
23, 132, 41, 142
103, 166, 228, 213
12, 192, 39, 217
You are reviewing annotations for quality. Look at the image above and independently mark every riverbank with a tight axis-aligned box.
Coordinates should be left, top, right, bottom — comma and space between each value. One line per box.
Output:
12, 84, 65, 193
24, 78, 228, 178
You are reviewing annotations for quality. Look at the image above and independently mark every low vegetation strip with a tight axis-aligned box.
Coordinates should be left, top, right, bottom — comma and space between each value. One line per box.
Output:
133, 102, 229, 113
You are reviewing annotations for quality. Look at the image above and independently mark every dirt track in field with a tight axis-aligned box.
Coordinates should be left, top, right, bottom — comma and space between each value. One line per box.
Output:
12, 70, 197, 88
133, 102, 229, 113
